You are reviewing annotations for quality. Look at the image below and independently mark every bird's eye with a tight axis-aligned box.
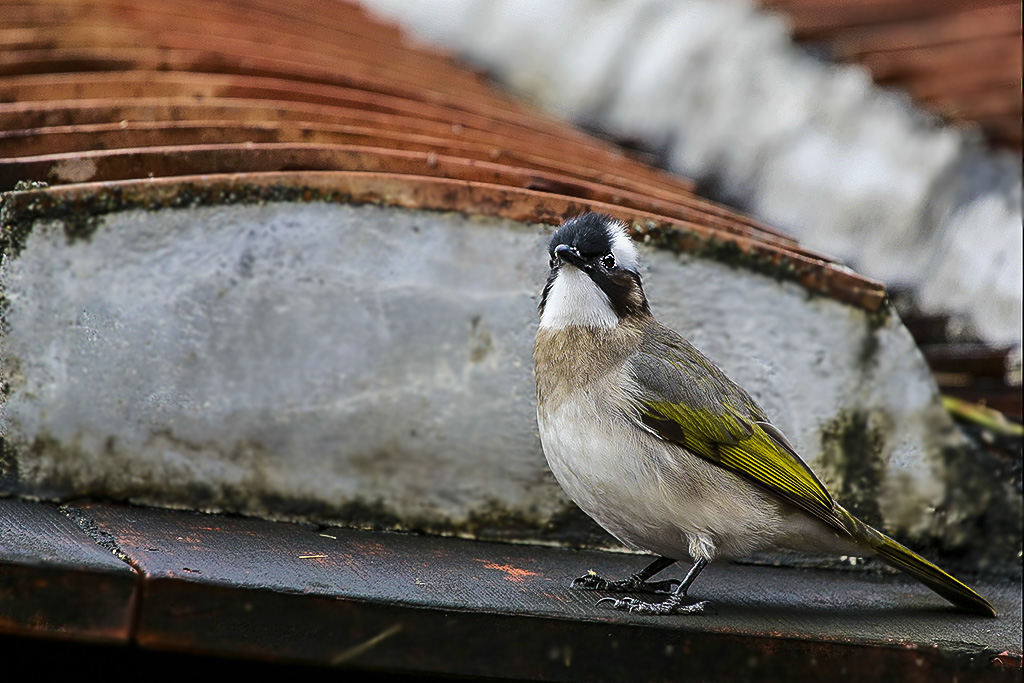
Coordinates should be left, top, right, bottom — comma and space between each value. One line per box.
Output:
601, 253, 616, 269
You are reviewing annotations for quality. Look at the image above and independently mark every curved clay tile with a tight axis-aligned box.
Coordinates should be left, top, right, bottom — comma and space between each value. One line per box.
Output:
761, 0, 1022, 149
0, 0, 880, 308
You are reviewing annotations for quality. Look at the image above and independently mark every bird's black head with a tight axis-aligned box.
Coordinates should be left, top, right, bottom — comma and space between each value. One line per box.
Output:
539, 213, 650, 329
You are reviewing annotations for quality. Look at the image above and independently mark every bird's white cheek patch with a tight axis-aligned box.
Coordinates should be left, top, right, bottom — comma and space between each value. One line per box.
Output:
540, 267, 618, 330
607, 221, 640, 272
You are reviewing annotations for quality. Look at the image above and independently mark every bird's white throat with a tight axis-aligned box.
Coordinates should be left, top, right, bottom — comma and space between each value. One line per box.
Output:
539, 267, 618, 330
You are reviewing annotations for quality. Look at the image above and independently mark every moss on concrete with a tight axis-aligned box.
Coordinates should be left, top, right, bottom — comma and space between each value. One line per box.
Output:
635, 219, 802, 287
818, 411, 885, 528
1, 182, 361, 260
928, 431, 1023, 576
1, 428, 609, 547
857, 327, 881, 369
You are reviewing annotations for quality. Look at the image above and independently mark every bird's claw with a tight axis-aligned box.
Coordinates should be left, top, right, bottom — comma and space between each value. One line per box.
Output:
570, 574, 610, 590
595, 596, 709, 615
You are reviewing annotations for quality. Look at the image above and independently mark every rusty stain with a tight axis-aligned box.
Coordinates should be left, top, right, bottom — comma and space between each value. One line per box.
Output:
348, 540, 389, 556
0, 142, 812, 252
992, 650, 1024, 668
474, 559, 540, 583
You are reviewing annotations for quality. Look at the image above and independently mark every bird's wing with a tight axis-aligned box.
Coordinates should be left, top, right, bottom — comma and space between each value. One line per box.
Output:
628, 331, 845, 532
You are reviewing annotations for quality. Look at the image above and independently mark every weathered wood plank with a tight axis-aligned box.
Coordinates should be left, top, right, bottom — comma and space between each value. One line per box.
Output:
0, 498, 138, 642
69, 502, 1019, 680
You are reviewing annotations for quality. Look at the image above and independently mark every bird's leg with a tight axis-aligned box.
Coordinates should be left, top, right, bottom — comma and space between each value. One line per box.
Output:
570, 556, 680, 594
596, 558, 710, 615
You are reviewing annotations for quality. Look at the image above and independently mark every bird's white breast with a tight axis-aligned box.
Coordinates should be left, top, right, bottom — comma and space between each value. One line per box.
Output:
537, 376, 791, 562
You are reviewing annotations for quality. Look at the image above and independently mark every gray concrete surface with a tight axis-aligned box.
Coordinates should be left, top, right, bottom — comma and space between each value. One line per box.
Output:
3, 198, 1008, 564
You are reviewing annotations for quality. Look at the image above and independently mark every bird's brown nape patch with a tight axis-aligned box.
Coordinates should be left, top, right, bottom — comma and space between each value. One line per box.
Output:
592, 269, 650, 321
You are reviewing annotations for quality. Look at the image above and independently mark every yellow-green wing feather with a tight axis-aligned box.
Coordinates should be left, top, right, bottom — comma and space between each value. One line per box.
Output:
630, 327, 843, 531
640, 400, 841, 530
630, 325, 997, 617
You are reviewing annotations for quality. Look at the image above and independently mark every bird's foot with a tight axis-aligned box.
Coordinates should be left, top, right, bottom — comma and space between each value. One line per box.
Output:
595, 595, 709, 615
570, 572, 680, 595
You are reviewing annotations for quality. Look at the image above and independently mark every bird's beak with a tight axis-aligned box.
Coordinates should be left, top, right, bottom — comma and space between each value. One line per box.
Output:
554, 244, 589, 271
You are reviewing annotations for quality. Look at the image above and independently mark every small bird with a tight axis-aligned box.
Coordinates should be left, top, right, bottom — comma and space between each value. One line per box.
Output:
532, 212, 995, 617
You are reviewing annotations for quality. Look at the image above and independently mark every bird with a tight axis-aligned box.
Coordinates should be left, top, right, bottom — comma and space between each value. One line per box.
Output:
532, 212, 996, 617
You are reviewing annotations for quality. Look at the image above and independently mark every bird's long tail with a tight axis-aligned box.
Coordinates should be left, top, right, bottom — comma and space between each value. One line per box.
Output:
838, 507, 996, 617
